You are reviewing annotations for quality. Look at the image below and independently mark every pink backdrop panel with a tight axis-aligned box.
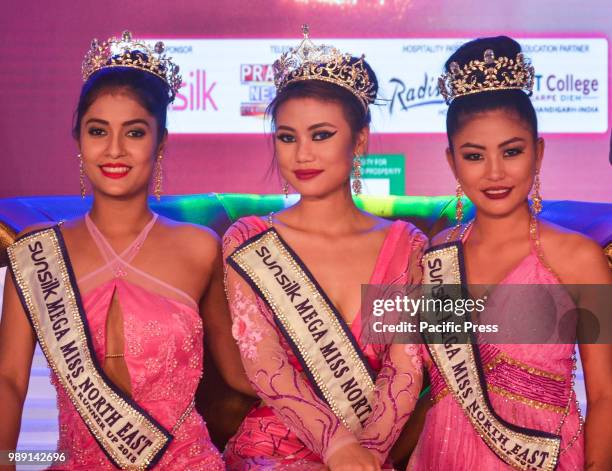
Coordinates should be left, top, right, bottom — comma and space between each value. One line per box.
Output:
0, 0, 610, 201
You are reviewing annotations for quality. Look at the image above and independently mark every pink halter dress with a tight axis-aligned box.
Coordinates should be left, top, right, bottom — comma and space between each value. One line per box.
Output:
49, 214, 224, 470
407, 224, 584, 470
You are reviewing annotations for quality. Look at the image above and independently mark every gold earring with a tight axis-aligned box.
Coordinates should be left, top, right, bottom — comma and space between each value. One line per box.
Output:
532, 172, 542, 216
282, 181, 289, 199
78, 153, 86, 199
352, 154, 362, 195
154, 155, 163, 201
455, 180, 464, 226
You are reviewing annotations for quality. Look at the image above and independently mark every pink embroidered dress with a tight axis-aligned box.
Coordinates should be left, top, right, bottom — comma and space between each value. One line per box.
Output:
222, 216, 427, 470
49, 214, 224, 470
408, 225, 584, 470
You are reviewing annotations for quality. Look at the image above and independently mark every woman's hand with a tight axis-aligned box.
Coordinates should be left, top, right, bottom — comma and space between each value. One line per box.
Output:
326, 442, 381, 471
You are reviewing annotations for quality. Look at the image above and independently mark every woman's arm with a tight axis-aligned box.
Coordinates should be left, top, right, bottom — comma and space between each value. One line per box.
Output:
0, 270, 37, 465
572, 238, 612, 471
580, 342, 612, 471
199, 238, 255, 396
358, 343, 423, 465
358, 231, 427, 465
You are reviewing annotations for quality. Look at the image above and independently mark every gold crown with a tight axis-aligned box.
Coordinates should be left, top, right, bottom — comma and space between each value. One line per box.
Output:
273, 25, 376, 111
438, 49, 535, 104
82, 31, 182, 102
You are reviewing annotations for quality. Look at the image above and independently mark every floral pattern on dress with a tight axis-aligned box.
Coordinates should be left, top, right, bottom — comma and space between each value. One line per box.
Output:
230, 282, 264, 361
50, 280, 224, 470
404, 344, 423, 370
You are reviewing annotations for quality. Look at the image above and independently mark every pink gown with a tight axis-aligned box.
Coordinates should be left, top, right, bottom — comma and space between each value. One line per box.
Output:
222, 216, 428, 470
49, 214, 224, 470
408, 225, 584, 470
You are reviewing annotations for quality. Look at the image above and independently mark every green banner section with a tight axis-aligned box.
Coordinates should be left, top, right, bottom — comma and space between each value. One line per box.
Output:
359, 154, 405, 196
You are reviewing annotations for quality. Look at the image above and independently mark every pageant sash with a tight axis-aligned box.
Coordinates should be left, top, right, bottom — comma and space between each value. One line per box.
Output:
7, 227, 172, 470
228, 228, 376, 433
421, 241, 561, 471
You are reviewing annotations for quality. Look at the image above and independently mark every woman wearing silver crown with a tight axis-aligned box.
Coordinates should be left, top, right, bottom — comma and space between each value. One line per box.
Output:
408, 36, 612, 470
0, 31, 251, 470
222, 27, 426, 471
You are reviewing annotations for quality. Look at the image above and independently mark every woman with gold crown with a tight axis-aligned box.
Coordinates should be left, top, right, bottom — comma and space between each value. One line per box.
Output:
222, 26, 426, 471
408, 36, 612, 470
0, 31, 251, 469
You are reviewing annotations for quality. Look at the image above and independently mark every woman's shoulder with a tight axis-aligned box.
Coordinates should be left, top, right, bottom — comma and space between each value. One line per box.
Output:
539, 219, 611, 284
223, 216, 268, 243
15, 222, 56, 239
15, 217, 85, 240
429, 223, 468, 247
156, 216, 221, 259
389, 218, 429, 247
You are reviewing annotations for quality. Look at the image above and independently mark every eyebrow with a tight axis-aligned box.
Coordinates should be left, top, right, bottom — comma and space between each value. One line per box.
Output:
308, 122, 337, 131
84, 118, 150, 128
459, 136, 526, 150
275, 122, 338, 132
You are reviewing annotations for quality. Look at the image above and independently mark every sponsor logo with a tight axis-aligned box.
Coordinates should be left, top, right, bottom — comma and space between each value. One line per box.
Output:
240, 64, 276, 117
387, 72, 444, 114
172, 69, 218, 111
533, 74, 600, 101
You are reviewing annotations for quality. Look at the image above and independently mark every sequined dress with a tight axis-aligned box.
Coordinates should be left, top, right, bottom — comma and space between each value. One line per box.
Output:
222, 216, 427, 470
49, 214, 224, 470
407, 225, 584, 470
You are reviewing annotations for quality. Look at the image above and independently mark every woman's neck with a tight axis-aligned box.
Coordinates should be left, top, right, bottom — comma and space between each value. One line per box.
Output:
283, 185, 365, 236
88, 192, 153, 237
469, 202, 532, 246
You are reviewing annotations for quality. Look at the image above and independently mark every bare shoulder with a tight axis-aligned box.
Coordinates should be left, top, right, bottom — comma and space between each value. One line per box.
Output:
431, 224, 466, 246
17, 217, 86, 239
369, 214, 394, 229
157, 216, 221, 258
539, 220, 611, 284
16, 222, 56, 239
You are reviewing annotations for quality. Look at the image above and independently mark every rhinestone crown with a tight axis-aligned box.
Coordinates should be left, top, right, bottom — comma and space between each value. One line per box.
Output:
438, 49, 535, 104
273, 25, 377, 111
82, 31, 182, 102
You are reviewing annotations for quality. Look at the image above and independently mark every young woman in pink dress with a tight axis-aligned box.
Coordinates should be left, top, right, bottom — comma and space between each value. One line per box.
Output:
0, 32, 249, 470
223, 28, 427, 471
408, 36, 612, 471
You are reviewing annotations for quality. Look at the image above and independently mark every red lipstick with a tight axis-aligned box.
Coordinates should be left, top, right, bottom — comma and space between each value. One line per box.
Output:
482, 186, 513, 200
100, 163, 131, 179
294, 169, 324, 180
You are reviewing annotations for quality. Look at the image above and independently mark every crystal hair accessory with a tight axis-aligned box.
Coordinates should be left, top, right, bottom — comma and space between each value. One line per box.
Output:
82, 31, 182, 102
273, 24, 376, 110
438, 49, 535, 104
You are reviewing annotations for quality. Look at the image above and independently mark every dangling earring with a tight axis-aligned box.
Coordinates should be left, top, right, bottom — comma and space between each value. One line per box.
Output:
78, 153, 86, 199
455, 180, 464, 226
352, 154, 362, 195
529, 171, 544, 251
153, 154, 163, 201
531, 171, 542, 216
282, 181, 289, 199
